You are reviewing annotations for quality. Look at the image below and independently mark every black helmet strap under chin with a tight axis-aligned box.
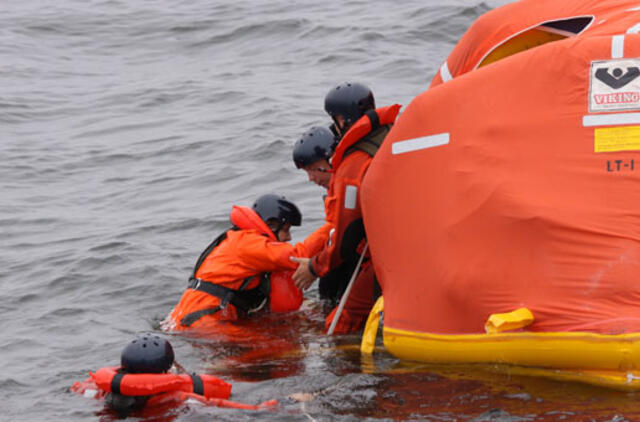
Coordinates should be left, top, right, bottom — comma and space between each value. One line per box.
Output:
270, 219, 285, 239
332, 116, 346, 136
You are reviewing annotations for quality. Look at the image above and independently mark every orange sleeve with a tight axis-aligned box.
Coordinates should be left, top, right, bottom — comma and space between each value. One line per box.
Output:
236, 232, 314, 272
303, 221, 333, 257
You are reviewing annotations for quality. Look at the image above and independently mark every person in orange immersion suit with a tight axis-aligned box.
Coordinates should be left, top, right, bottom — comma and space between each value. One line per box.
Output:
291, 82, 401, 334
161, 193, 328, 331
70, 333, 277, 416
293, 125, 360, 306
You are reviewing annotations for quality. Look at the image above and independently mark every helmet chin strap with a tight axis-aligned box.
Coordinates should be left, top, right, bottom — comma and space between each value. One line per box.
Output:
332, 117, 346, 137
335, 120, 356, 138
270, 219, 285, 239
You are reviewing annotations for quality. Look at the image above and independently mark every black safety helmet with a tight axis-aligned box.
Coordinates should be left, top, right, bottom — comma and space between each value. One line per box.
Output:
292, 126, 337, 169
121, 333, 175, 374
252, 194, 302, 237
324, 82, 375, 132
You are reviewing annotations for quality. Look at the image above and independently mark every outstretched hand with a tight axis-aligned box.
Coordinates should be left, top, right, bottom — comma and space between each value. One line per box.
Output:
290, 257, 317, 290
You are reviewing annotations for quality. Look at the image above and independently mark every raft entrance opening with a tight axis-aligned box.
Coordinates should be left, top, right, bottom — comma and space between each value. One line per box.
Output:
479, 16, 593, 68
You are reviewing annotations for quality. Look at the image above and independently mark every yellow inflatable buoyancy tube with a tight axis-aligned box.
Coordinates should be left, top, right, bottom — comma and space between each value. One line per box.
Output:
363, 303, 640, 390
383, 328, 640, 372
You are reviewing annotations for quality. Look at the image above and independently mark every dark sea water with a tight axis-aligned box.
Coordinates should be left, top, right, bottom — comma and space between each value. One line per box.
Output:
3, 0, 638, 420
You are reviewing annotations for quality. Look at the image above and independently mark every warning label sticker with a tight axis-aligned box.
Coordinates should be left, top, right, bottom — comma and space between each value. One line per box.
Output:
589, 59, 640, 112
594, 125, 640, 152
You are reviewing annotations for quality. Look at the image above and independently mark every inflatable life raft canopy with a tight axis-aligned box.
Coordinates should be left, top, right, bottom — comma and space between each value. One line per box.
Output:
361, 0, 640, 381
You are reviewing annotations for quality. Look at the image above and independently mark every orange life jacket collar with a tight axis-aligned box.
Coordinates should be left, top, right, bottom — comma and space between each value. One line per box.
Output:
229, 206, 276, 240
331, 104, 401, 169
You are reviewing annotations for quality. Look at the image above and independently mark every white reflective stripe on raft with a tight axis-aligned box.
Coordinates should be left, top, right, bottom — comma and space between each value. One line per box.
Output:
392, 133, 450, 155
583, 113, 640, 126
612, 35, 625, 58
344, 185, 357, 210
628, 22, 640, 33
440, 61, 452, 82
628, 6, 640, 11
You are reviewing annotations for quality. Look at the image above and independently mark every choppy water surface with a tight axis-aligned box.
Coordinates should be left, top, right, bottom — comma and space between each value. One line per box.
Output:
2, 0, 638, 420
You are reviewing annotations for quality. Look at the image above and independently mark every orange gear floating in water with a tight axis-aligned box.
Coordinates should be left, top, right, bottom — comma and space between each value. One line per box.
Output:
70, 366, 278, 410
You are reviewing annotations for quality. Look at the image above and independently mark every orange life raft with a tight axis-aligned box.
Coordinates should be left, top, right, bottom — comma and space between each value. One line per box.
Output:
361, 0, 640, 389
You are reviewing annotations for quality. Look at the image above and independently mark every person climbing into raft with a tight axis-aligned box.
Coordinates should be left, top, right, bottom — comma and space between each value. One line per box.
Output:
291, 82, 401, 334
70, 333, 277, 414
161, 193, 326, 331
293, 125, 360, 306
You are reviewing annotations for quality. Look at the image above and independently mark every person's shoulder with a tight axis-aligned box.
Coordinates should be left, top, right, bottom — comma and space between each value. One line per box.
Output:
226, 229, 264, 245
235, 229, 282, 245
339, 148, 372, 167
229, 230, 280, 257
231, 228, 263, 238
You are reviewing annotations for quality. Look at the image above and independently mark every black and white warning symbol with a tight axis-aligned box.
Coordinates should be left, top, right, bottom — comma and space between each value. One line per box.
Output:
589, 59, 640, 112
